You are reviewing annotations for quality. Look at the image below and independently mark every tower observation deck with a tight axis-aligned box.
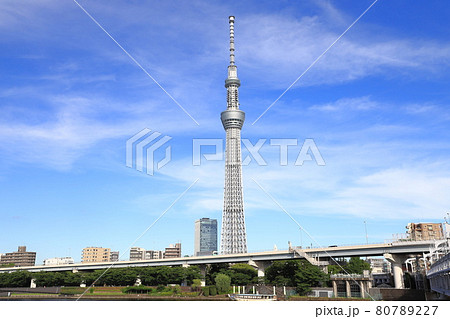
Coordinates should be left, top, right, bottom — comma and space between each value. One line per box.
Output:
220, 16, 247, 254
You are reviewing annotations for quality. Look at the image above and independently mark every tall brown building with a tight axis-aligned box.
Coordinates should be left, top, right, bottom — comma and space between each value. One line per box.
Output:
406, 223, 444, 240
164, 243, 181, 259
0, 246, 36, 267
81, 247, 111, 263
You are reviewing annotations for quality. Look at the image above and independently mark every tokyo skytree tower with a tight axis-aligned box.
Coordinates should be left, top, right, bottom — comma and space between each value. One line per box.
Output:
220, 16, 247, 254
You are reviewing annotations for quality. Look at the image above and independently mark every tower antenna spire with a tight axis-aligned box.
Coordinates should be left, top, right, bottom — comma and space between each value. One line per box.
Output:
229, 16, 235, 66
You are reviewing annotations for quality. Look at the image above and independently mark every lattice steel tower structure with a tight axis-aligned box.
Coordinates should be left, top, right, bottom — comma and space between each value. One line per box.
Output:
220, 16, 247, 254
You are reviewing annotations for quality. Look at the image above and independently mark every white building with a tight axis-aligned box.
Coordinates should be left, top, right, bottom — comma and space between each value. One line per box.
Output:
43, 257, 74, 266
367, 258, 391, 274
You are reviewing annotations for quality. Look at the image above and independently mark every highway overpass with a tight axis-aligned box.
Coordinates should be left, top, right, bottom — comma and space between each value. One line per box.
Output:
0, 240, 441, 289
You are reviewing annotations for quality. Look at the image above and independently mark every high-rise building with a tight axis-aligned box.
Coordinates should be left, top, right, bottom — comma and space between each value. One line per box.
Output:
406, 223, 444, 241
0, 246, 36, 267
81, 247, 111, 263
164, 243, 181, 259
220, 16, 247, 255
43, 257, 74, 266
195, 218, 218, 256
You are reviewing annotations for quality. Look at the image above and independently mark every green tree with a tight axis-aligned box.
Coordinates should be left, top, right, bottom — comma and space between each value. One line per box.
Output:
345, 257, 370, 275
183, 266, 201, 285
294, 260, 328, 295
215, 273, 231, 294
0, 271, 32, 287
327, 265, 343, 275
34, 271, 66, 287
205, 263, 230, 285
264, 260, 300, 286
191, 278, 202, 291
63, 272, 83, 286
265, 260, 328, 295
229, 264, 257, 285
139, 267, 158, 286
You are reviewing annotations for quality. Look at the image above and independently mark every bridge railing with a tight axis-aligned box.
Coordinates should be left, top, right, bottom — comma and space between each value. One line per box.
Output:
330, 273, 371, 279
427, 252, 450, 277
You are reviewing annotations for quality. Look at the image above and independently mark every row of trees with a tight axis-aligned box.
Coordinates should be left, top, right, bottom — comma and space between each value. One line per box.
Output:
327, 257, 371, 275
0, 271, 32, 288
205, 263, 258, 285
0, 266, 201, 288
0, 258, 371, 291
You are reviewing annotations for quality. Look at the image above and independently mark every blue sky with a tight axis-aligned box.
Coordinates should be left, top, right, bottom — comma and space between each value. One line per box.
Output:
1, 0, 450, 263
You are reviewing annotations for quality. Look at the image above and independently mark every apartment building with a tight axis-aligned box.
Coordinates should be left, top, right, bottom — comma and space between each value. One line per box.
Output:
406, 223, 444, 241
129, 247, 163, 261
164, 243, 181, 259
81, 247, 111, 263
0, 246, 36, 267
367, 258, 391, 274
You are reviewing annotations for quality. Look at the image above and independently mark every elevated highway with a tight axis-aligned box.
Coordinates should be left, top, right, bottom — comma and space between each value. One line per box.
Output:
0, 240, 440, 288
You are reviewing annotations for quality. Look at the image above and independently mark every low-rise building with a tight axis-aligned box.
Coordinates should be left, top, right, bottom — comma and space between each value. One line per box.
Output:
164, 243, 181, 259
367, 258, 391, 274
130, 247, 145, 261
81, 247, 111, 263
145, 250, 163, 260
372, 273, 394, 287
0, 246, 36, 267
130, 247, 163, 261
110, 251, 119, 262
330, 271, 372, 298
43, 257, 74, 266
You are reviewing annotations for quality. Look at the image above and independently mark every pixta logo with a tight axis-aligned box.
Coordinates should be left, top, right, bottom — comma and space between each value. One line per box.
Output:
126, 129, 172, 176
193, 138, 325, 166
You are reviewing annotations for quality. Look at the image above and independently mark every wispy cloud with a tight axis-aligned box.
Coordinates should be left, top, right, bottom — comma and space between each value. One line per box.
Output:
309, 96, 378, 112
238, 10, 450, 88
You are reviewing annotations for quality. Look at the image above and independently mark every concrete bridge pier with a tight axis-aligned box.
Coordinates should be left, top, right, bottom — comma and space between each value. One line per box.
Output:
384, 253, 407, 289
248, 260, 272, 278
198, 264, 208, 286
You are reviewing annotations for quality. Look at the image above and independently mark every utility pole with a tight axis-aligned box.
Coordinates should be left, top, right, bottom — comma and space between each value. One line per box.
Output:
364, 221, 368, 245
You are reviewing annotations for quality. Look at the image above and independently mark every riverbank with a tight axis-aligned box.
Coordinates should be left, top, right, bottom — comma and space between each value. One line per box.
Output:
0, 294, 230, 301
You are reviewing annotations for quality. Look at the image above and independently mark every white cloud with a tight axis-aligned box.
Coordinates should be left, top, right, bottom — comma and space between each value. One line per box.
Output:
238, 11, 450, 87
309, 96, 378, 112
